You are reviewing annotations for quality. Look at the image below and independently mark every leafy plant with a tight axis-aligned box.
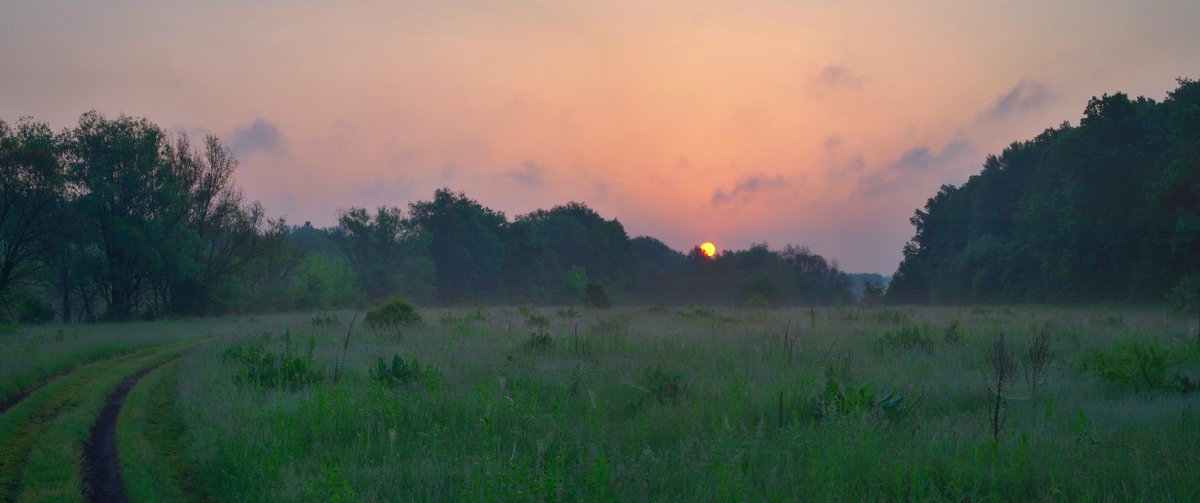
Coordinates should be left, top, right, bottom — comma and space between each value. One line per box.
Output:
523, 331, 554, 351
221, 329, 326, 391
365, 297, 422, 328
637, 367, 682, 405
943, 319, 964, 344
1085, 340, 1193, 393
311, 312, 341, 327
810, 379, 905, 420
526, 312, 550, 329
880, 324, 931, 350
985, 333, 1015, 443
584, 280, 611, 308
369, 353, 441, 389
1024, 325, 1055, 394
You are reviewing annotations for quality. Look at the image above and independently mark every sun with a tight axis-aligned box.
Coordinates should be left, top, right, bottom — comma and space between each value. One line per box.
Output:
699, 242, 716, 258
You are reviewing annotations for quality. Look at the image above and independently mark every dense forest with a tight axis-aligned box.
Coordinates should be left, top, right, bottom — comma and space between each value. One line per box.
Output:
0, 112, 851, 322
889, 79, 1200, 304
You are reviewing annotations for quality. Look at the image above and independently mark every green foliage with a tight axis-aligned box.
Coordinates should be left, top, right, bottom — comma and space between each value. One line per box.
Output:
523, 331, 554, 351
310, 312, 341, 327
221, 330, 325, 391
561, 266, 588, 304
301, 466, 358, 503
636, 367, 682, 405
368, 353, 441, 389
811, 379, 905, 420
1084, 339, 1196, 393
525, 312, 550, 329
583, 280, 611, 308
943, 319, 964, 344
868, 308, 909, 325
3, 288, 57, 324
880, 324, 931, 350
1168, 274, 1200, 313
365, 297, 422, 328
890, 79, 1200, 303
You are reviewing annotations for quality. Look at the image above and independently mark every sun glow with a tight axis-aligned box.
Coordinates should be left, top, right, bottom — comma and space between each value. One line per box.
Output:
700, 242, 716, 258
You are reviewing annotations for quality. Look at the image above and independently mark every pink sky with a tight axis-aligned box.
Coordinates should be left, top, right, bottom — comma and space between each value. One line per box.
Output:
3, 1, 1198, 273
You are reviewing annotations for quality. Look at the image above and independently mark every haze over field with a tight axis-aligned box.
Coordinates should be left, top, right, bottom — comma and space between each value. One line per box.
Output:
2, 1, 1199, 273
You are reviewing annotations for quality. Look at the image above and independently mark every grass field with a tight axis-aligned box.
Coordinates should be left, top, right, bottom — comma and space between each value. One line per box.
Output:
1, 305, 1198, 501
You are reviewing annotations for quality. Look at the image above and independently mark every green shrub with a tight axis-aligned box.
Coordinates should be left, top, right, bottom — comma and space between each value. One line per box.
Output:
1084, 340, 1196, 393
943, 319, 964, 344
369, 354, 441, 389
584, 280, 611, 308
880, 324, 931, 350
526, 312, 550, 329
2, 289, 56, 324
638, 367, 682, 405
811, 379, 905, 420
366, 297, 422, 328
221, 330, 325, 391
868, 308, 909, 325
311, 312, 341, 327
523, 331, 554, 351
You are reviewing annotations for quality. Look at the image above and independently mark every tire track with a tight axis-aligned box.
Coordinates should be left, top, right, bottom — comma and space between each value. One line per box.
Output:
81, 362, 168, 503
0, 349, 138, 416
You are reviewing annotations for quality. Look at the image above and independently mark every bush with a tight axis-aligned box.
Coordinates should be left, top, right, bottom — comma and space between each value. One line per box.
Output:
1084, 339, 1196, 393
369, 354, 441, 389
584, 280, 611, 308
880, 325, 931, 350
221, 330, 325, 391
523, 331, 554, 351
366, 297, 422, 328
311, 312, 341, 327
810, 379, 905, 420
2, 289, 56, 325
638, 367, 682, 405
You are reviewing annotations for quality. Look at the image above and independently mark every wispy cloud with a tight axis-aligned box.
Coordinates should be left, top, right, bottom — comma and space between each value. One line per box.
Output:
712, 174, 789, 205
860, 139, 974, 196
809, 65, 863, 94
229, 118, 287, 157
985, 80, 1054, 118
502, 160, 546, 187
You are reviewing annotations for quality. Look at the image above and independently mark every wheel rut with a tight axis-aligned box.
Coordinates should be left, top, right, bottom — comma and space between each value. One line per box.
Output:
80, 362, 168, 503
0, 349, 138, 416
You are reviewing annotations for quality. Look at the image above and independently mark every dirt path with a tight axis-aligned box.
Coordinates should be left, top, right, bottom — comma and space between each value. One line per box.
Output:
0, 350, 139, 416
81, 364, 164, 503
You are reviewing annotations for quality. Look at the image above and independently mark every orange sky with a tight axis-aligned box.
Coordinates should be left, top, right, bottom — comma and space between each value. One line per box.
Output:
2, 0, 1198, 272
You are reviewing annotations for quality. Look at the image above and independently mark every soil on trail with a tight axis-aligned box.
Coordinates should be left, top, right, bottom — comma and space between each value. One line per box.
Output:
81, 364, 164, 503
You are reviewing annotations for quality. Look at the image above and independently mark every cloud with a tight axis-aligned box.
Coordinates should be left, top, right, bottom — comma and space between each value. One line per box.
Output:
809, 65, 863, 93
860, 139, 975, 196
985, 80, 1054, 118
502, 160, 546, 187
229, 118, 287, 157
823, 134, 843, 151
712, 174, 789, 205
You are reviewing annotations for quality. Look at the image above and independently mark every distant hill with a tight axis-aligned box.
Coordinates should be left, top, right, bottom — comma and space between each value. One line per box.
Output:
888, 79, 1200, 303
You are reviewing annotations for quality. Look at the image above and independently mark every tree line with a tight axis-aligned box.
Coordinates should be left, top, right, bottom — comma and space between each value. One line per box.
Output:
888, 78, 1200, 304
1, 112, 852, 323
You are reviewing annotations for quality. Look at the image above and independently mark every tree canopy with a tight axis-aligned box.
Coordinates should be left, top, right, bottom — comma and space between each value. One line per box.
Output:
889, 78, 1200, 304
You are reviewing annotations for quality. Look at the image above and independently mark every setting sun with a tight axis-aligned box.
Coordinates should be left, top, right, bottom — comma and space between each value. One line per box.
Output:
700, 242, 716, 258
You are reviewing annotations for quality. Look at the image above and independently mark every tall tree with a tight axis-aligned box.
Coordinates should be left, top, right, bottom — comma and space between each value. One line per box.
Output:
0, 118, 67, 304
68, 111, 177, 319
408, 189, 507, 302
329, 206, 433, 302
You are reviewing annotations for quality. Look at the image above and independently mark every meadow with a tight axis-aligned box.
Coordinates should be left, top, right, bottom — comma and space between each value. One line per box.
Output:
2, 305, 1199, 501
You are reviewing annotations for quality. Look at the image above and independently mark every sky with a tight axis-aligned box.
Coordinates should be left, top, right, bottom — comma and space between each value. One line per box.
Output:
2, 1, 1198, 274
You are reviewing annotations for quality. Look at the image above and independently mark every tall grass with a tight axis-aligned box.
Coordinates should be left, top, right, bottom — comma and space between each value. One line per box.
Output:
4, 305, 1198, 500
